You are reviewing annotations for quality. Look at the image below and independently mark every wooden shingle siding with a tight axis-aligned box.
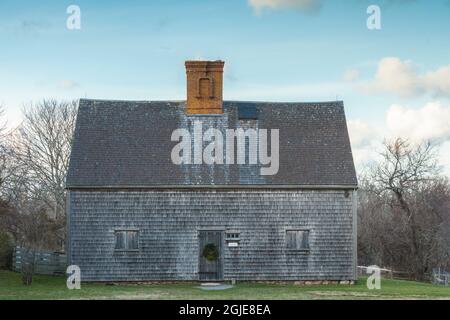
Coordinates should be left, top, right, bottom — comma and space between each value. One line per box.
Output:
68, 189, 355, 282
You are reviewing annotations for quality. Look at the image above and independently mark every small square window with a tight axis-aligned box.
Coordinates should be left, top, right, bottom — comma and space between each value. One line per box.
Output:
238, 104, 258, 120
115, 230, 139, 250
286, 230, 310, 250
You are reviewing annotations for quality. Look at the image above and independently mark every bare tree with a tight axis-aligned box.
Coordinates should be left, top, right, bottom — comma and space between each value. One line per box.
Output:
0, 101, 76, 281
11, 100, 77, 220
359, 138, 450, 280
0, 105, 12, 191
4, 100, 78, 250
0, 105, 15, 270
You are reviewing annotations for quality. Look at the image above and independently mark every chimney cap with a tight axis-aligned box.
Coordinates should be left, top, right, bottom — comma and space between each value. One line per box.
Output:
185, 60, 225, 69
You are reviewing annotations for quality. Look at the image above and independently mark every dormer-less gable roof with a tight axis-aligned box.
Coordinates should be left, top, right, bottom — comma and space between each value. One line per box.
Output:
66, 99, 357, 188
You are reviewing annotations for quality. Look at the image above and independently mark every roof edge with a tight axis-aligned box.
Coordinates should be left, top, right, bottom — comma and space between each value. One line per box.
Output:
66, 184, 358, 190
78, 98, 344, 106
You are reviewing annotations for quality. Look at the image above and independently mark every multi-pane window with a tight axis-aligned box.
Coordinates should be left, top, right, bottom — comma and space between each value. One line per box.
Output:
286, 230, 310, 250
225, 232, 240, 247
115, 230, 139, 250
225, 232, 240, 241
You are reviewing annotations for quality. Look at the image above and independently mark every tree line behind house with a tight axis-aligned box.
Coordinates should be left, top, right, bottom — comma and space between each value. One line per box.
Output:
0, 100, 77, 281
0, 100, 449, 282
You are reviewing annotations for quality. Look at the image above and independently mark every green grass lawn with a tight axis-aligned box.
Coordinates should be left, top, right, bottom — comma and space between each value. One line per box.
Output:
0, 270, 449, 300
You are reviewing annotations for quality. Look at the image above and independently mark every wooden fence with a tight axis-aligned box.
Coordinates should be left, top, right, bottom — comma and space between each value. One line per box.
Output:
432, 268, 449, 286
12, 247, 67, 276
357, 266, 394, 279
357, 265, 435, 282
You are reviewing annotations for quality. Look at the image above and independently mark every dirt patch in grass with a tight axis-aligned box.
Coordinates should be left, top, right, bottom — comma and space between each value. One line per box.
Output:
70, 292, 170, 300
308, 290, 450, 300
308, 291, 400, 299
110, 293, 169, 300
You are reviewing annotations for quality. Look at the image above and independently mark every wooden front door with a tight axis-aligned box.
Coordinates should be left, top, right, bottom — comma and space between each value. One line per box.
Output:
198, 230, 223, 281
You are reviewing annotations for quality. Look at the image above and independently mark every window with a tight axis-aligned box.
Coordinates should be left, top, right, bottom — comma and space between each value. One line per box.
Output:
286, 230, 310, 250
238, 104, 258, 120
115, 230, 139, 250
225, 232, 240, 241
225, 232, 240, 247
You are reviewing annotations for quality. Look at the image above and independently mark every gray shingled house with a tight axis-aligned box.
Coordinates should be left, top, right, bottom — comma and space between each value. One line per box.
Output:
66, 61, 358, 282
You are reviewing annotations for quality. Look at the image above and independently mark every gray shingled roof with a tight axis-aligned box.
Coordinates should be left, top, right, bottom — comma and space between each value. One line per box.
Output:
66, 99, 357, 188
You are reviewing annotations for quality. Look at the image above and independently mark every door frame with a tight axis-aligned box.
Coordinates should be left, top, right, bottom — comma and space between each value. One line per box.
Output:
198, 229, 224, 281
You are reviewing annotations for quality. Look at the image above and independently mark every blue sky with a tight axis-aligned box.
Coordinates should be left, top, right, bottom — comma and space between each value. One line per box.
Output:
1, 0, 450, 173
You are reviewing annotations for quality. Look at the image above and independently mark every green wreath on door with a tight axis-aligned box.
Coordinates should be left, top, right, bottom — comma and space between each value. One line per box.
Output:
202, 243, 219, 261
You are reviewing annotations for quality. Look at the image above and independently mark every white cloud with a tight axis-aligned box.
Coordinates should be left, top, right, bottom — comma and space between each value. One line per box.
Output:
423, 66, 450, 97
361, 57, 450, 98
352, 144, 383, 170
386, 102, 450, 143
361, 57, 422, 98
349, 102, 450, 176
59, 80, 79, 90
348, 120, 383, 169
348, 119, 378, 147
247, 0, 415, 15
342, 68, 360, 82
439, 141, 450, 177
248, 0, 321, 14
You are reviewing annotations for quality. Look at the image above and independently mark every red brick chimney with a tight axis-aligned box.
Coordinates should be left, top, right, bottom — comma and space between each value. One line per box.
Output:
185, 60, 224, 114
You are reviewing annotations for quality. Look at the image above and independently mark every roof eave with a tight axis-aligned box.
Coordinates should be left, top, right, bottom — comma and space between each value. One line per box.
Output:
66, 184, 358, 190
